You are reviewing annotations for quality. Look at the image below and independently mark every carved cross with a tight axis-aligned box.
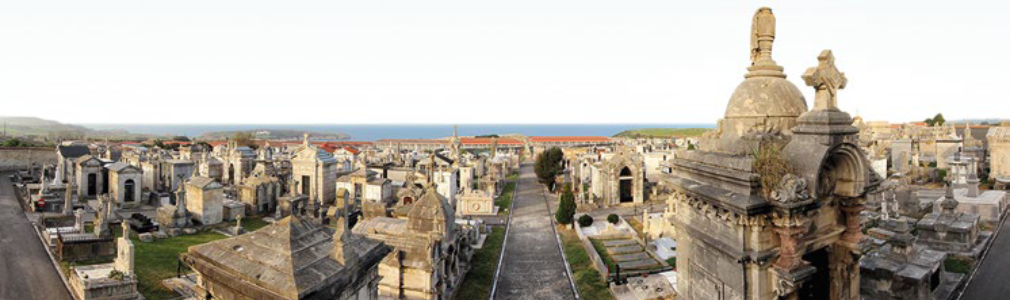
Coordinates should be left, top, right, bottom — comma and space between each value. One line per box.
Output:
802, 50, 847, 110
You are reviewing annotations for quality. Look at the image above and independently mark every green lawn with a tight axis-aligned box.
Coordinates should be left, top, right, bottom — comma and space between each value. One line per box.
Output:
944, 257, 973, 274
495, 181, 517, 217
453, 227, 506, 300
589, 238, 617, 272
64, 218, 276, 300
134, 231, 228, 300
240, 217, 271, 232
560, 228, 615, 300
625, 219, 646, 240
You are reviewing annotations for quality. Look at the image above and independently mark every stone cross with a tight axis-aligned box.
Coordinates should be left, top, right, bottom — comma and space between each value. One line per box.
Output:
122, 218, 131, 236
802, 50, 847, 110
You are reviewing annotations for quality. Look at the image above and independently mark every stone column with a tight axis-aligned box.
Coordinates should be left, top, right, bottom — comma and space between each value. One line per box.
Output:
773, 225, 807, 270
838, 198, 865, 245
772, 213, 814, 300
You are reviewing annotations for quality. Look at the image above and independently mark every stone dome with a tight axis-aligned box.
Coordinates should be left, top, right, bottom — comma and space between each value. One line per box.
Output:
724, 76, 807, 119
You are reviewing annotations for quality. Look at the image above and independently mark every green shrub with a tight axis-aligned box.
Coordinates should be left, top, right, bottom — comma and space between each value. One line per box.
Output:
578, 214, 594, 227
556, 188, 576, 225
607, 214, 620, 225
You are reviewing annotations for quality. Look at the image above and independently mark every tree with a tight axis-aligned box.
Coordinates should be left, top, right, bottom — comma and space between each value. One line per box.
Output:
535, 147, 564, 191
233, 132, 255, 148
172, 136, 191, 142
932, 113, 946, 126
2, 138, 24, 147
924, 113, 946, 126
555, 184, 576, 225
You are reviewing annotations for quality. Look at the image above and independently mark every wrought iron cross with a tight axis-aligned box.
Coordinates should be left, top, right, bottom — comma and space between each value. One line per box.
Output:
802, 50, 847, 110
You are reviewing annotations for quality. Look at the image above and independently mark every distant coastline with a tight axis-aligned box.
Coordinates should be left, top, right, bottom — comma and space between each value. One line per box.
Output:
81, 124, 716, 141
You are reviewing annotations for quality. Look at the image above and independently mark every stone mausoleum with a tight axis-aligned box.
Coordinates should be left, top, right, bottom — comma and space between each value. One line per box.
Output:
664, 7, 873, 300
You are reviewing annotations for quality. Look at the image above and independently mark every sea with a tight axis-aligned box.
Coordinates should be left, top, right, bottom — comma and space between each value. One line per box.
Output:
81, 124, 715, 141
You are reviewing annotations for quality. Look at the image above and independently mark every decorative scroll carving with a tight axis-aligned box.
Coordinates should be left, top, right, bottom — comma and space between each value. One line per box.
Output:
770, 174, 810, 203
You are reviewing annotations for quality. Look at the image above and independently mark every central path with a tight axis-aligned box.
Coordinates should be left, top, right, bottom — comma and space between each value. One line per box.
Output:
959, 217, 1010, 299
493, 163, 576, 300
0, 173, 74, 300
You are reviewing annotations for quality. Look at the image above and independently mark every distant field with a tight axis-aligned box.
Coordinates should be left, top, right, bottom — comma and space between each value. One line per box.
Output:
613, 128, 711, 138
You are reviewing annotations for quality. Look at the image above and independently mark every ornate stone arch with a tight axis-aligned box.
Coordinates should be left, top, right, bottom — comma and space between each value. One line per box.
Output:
816, 143, 868, 198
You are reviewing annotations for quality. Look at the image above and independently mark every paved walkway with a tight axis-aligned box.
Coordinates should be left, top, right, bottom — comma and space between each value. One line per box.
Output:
958, 217, 1010, 300
493, 163, 576, 300
0, 173, 74, 300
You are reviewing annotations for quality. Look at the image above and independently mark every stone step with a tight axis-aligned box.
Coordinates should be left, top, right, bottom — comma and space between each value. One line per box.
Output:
612, 252, 651, 262
603, 239, 637, 247
618, 259, 660, 270
607, 245, 643, 255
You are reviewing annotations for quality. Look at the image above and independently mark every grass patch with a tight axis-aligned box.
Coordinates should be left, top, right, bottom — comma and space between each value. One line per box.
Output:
589, 238, 617, 272
665, 257, 676, 270
625, 218, 646, 240
240, 217, 271, 232
134, 231, 229, 300
453, 227, 506, 300
495, 181, 517, 217
560, 228, 615, 300
945, 257, 973, 274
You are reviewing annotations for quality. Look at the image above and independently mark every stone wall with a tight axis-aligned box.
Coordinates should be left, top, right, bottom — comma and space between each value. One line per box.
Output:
0, 147, 57, 171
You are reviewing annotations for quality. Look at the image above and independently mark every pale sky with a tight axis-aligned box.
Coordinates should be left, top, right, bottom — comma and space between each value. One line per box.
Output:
0, 0, 1007, 125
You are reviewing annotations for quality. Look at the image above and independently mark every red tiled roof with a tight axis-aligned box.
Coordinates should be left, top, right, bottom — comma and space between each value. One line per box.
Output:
530, 136, 612, 143
375, 139, 449, 144
460, 138, 524, 145
332, 146, 361, 155
204, 140, 373, 148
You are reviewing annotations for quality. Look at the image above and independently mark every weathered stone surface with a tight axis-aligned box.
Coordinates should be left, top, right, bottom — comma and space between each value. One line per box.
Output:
138, 233, 154, 242
663, 7, 868, 300
603, 239, 637, 247
607, 245, 643, 255
612, 252, 651, 262
182, 228, 197, 235
0, 148, 58, 172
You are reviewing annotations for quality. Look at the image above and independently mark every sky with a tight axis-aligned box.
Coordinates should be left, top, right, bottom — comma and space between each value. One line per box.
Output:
0, 0, 1008, 125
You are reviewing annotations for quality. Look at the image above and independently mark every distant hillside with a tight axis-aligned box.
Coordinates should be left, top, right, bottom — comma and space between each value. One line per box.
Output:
614, 128, 711, 138
0, 116, 168, 140
199, 129, 350, 140
0, 116, 93, 138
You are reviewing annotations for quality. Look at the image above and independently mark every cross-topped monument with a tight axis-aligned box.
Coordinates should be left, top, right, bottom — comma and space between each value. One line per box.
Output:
802, 49, 847, 111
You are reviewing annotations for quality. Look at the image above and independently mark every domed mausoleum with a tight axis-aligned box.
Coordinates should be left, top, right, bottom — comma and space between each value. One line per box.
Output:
663, 7, 874, 300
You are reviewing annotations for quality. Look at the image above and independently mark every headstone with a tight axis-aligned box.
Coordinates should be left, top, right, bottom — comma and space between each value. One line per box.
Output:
115, 221, 134, 276
138, 233, 154, 242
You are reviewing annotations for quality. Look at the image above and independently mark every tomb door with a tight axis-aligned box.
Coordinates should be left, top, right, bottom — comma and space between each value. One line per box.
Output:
798, 247, 831, 300
88, 173, 97, 196
124, 179, 135, 202
619, 167, 634, 203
